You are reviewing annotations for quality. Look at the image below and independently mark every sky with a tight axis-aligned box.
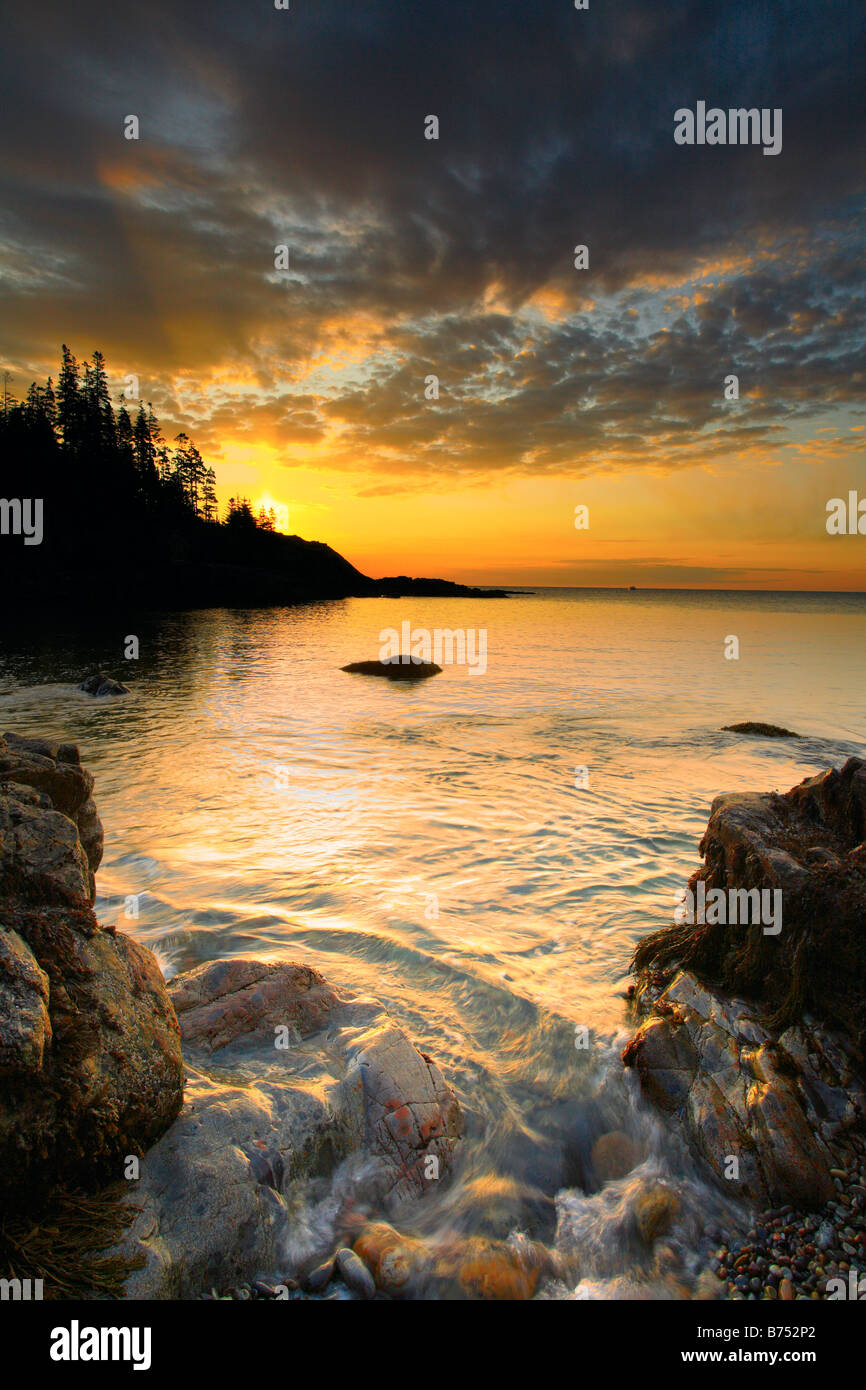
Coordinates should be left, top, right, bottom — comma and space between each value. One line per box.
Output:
1, 0, 864, 587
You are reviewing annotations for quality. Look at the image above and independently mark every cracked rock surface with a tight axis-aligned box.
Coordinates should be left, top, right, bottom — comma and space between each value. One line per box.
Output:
624, 760, 866, 1209
0, 732, 183, 1200
114, 956, 463, 1298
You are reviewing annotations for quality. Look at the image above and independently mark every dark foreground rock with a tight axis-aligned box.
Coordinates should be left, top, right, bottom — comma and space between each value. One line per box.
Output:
342, 659, 442, 681
0, 733, 182, 1202
111, 957, 463, 1298
624, 759, 866, 1210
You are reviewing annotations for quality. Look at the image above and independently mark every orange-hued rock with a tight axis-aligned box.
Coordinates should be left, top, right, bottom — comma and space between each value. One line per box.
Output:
353, 1222, 429, 1295
435, 1237, 544, 1300
0, 733, 182, 1200
592, 1130, 640, 1182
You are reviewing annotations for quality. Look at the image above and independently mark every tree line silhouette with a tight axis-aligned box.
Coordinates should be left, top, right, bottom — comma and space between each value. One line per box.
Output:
0, 345, 279, 533
0, 345, 483, 610
0, 346, 338, 605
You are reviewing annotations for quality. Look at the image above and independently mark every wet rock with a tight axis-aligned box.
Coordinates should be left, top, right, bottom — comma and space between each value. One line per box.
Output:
335, 1247, 376, 1299
0, 733, 104, 895
353, 1222, 428, 1296
436, 1237, 544, 1300
78, 671, 130, 697
624, 973, 839, 1208
591, 1130, 640, 1182
0, 928, 51, 1076
721, 722, 800, 738
633, 758, 866, 1041
634, 1184, 679, 1244
625, 759, 866, 1209
169, 957, 341, 1052
110, 958, 462, 1297
304, 1258, 335, 1293
341, 659, 442, 681
0, 734, 183, 1201
344, 1019, 463, 1206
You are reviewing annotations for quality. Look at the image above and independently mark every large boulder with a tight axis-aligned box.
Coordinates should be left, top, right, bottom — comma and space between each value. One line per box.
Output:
0, 732, 103, 896
0, 733, 183, 1201
621, 970, 864, 1206
632, 758, 866, 1042
624, 759, 866, 1208
113, 957, 463, 1298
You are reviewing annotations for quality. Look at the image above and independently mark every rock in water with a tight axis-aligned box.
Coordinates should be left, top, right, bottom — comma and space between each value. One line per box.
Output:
0, 733, 183, 1201
353, 1223, 429, 1296
721, 722, 800, 738
624, 758, 866, 1209
335, 1247, 376, 1299
341, 659, 442, 681
634, 1184, 679, 1244
591, 1130, 640, 1182
110, 956, 463, 1297
78, 671, 130, 697
633, 757, 866, 1039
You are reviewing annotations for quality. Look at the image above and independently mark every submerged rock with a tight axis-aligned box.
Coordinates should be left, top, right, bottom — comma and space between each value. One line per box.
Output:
624, 759, 866, 1209
341, 659, 442, 681
0, 733, 182, 1201
169, 957, 340, 1050
335, 1246, 376, 1299
353, 1222, 429, 1296
111, 956, 463, 1298
634, 1184, 679, 1244
351, 1222, 551, 1300
78, 671, 129, 697
591, 1130, 641, 1183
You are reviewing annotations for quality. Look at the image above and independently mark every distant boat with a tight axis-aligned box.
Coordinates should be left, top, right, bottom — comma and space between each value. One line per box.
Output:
629, 585, 637, 591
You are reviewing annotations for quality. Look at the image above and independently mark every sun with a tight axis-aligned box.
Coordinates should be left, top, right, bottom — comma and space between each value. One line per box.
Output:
254, 494, 290, 533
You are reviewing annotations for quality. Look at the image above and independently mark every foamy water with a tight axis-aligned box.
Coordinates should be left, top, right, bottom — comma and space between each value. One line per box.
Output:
2, 588, 864, 1294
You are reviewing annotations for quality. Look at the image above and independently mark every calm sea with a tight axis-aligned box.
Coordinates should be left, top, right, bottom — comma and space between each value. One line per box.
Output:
2, 588, 864, 1294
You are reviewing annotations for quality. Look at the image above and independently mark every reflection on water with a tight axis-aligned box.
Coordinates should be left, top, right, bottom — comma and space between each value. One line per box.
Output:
1, 589, 864, 1294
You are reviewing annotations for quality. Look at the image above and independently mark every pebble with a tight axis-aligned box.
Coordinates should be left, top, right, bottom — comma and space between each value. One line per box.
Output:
705, 1140, 866, 1303
335, 1247, 377, 1300
305, 1259, 335, 1293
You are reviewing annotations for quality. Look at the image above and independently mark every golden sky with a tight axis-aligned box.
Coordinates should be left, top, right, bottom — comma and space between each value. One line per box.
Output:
2, 2, 864, 589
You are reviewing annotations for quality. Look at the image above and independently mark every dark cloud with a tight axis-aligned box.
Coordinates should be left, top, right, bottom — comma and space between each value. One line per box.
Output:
0, 0, 863, 482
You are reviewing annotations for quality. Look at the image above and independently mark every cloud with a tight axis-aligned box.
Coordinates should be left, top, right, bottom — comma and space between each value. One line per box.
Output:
0, 0, 863, 495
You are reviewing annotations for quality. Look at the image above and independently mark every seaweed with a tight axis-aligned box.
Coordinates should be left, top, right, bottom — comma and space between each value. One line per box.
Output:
0, 1183, 145, 1300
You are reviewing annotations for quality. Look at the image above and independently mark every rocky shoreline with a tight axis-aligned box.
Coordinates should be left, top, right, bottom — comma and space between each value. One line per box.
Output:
623, 757, 866, 1300
2, 732, 864, 1301
0, 733, 470, 1298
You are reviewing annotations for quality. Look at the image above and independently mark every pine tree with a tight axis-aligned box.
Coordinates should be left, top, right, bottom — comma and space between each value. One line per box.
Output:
57, 344, 80, 450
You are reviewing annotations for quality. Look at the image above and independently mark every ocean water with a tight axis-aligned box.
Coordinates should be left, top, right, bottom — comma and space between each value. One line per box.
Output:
1, 588, 864, 1296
